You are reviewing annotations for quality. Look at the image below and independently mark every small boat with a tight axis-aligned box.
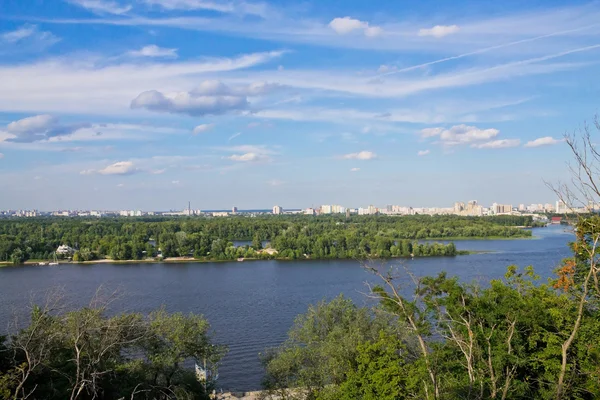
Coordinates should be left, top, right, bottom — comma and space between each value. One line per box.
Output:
38, 262, 48, 266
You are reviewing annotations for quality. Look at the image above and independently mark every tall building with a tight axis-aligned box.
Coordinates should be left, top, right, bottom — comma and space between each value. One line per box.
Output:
232, 206, 238, 214
321, 205, 332, 214
556, 200, 568, 214
273, 205, 283, 215
492, 203, 512, 215
454, 200, 483, 216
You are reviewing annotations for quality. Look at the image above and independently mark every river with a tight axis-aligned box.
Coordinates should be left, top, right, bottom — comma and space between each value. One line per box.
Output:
0, 225, 574, 391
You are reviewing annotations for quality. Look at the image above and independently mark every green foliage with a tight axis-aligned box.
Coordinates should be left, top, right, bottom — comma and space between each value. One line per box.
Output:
323, 332, 411, 400
0, 300, 225, 400
262, 295, 413, 398
264, 264, 600, 400
0, 214, 529, 263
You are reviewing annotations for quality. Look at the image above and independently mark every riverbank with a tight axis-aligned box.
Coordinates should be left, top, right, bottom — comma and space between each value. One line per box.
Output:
425, 235, 537, 241
0, 250, 480, 267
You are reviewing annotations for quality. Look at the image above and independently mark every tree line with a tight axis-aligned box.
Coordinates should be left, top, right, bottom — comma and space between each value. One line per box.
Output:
0, 215, 531, 264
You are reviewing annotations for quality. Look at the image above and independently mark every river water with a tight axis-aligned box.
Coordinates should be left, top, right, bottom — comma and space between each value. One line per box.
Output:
0, 225, 574, 391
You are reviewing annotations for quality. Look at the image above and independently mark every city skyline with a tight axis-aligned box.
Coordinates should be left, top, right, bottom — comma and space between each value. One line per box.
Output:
0, 198, 567, 215
1, 1, 599, 209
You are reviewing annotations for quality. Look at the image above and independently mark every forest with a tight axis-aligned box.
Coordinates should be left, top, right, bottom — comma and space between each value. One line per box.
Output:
0, 215, 534, 264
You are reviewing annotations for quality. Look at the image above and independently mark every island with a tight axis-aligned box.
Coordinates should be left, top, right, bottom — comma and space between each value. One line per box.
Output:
0, 214, 535, 265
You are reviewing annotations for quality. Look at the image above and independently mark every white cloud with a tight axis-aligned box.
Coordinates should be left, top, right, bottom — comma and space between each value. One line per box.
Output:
417, 150, 430, 156
3, 115, 89, 143
142, 0, 269, 17
192, 123, 215, 134
471, 139, 521, 149
364, 26, 383, 38
67, 0, 132, 15
131, 89, 247, 116
524, 136, 562, 147
171, 180, 180, 184
0, 24, 60, 48
219, 144, 275, 162
228, 152, 267, 162
350, 167, 360, 172
329, 17, 365, 34
117, 183, 125, 187
1, 25, 37, 43
128, 45, 178, 58
0, 50, 284, 115
131, 80, 281, 116
329, 17, 383, 37
98, 161, 138, 175
421, 127, 444, 138
423, 124, 500, 146
342, 151, 377, 160
418, 25, 460, 38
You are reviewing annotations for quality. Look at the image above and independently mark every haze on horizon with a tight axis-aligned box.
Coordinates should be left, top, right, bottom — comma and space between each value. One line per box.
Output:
1, 0, 599, 210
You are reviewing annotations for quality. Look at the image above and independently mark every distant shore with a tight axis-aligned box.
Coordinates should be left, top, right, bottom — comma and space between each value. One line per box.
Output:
0, 251, 483, 267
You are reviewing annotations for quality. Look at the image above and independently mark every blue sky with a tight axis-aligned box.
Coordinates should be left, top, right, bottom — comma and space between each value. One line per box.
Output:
0, 0, 598, 210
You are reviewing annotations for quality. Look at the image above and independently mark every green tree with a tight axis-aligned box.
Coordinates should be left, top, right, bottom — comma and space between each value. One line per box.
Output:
262, 295, 411, 398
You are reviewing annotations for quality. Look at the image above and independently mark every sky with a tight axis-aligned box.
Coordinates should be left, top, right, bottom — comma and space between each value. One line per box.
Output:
0, 0, 599, 211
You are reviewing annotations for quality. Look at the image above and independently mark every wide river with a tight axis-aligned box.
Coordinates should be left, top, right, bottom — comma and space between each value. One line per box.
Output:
0, 225, 573, 391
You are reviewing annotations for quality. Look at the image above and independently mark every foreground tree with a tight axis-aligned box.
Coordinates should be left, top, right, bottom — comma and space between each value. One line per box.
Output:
0, 292, 226, 400
261, 295, 415, 399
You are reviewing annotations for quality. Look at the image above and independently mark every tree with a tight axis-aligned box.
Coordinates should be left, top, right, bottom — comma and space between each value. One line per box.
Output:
252, 234, 263, 250
0, 291, 225, 400
10, 248, 25, 265
261, 295, 411, 399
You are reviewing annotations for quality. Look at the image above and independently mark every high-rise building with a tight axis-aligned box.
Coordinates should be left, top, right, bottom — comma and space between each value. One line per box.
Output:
492, 203, 512, 214
232, 206, 238, 214
273, 205, 283, 215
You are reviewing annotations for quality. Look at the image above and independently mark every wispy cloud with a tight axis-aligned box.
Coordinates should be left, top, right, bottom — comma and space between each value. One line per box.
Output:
421, 124, 499, 146
417, 149, 430, 156
1, 115, 89, 143
228, 132, 242, 141
0, 51, 284, 115
0, 24, 60, 49
192, 123, 215, 134
81, 160, 139, 175
128, 44, 178, 58
66, 0, 132, 15
228, 152, 269, 162
341, 151, 377, 160
471, 139, 521, 149
142, 0, 270, 17
350, 167, 360, 172
418, 25, 459, 38
524, 136, 562, 147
